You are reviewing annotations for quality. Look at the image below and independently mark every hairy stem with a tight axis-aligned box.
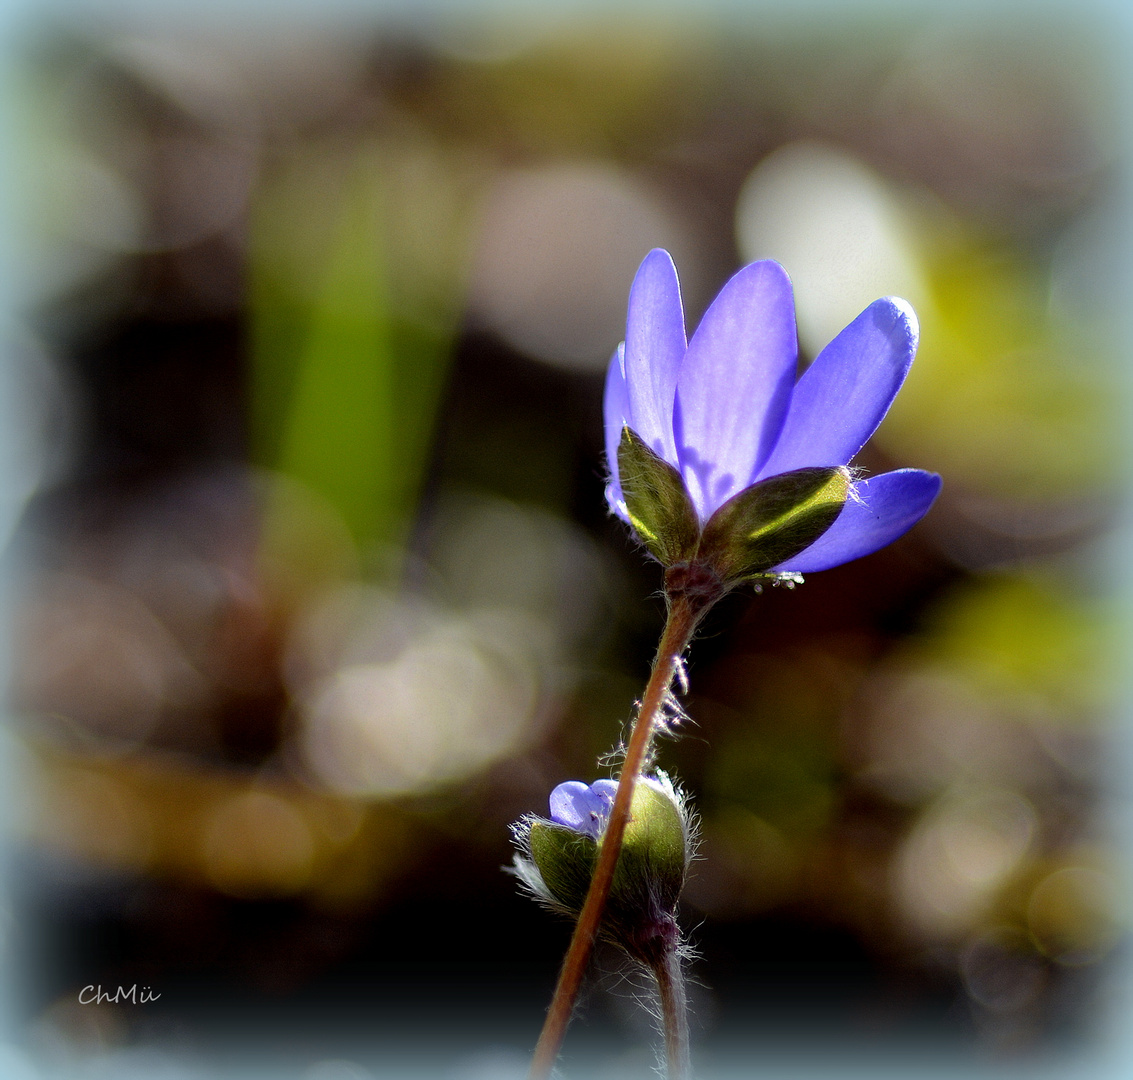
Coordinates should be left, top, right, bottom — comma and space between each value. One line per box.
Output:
528, 591, 708, 1080
653, 947, 690, 1080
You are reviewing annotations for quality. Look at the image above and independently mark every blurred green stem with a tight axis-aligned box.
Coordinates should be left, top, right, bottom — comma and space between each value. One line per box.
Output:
528, 590, 709, 1080
653, 947, 690, 1080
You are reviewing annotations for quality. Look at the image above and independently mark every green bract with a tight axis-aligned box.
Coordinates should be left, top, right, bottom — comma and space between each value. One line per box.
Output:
617, 426, 700, 566
697, 465, 851, 580
618, 426, 850, 585
609, 776, 687, 915
528, 819, 597, 914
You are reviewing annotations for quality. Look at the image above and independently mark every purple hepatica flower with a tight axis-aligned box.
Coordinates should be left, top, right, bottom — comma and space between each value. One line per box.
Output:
549, 779, 619, 840
604, 249, 941, 577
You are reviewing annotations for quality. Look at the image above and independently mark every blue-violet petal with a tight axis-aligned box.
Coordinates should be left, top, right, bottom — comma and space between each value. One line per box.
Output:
603, 343, 630, 520
549, 781, 602, 838
771, 469, 941, 574
758, 297, 918, 480
624, 249, 686, 465
674, 260, 797, 520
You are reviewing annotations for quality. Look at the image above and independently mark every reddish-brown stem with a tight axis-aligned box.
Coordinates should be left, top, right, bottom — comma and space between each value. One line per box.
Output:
527, 592, 708, 1080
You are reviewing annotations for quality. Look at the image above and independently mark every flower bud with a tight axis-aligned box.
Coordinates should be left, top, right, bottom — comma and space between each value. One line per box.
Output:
512, 775, 694, 965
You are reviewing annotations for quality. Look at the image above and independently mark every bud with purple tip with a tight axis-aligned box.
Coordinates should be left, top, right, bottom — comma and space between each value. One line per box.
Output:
512, 774, 694, 966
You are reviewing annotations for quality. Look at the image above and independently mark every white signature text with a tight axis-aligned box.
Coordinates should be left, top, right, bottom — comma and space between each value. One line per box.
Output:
78, 985, 162, 1005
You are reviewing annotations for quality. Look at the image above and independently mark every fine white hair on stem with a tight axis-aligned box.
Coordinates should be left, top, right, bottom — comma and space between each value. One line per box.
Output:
672, 655, 689, 695
654, 689, 689, 737
598, 739, 628, 772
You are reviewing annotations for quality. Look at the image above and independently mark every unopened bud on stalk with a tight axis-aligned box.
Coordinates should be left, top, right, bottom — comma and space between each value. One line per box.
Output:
511, 774, 694, 965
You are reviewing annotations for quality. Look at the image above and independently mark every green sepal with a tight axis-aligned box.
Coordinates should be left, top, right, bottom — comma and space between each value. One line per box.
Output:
617, 426, 700, 566
608, 778, 687, 914
529, 820, 597, 913
697, 466, 850, 580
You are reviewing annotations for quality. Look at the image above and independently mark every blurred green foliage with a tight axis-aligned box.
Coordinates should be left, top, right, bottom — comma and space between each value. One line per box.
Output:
250, 137, 476, 564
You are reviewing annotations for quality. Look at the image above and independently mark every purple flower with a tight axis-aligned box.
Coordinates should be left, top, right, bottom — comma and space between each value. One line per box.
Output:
604, 249, 941, 575
548, 779, 619, 839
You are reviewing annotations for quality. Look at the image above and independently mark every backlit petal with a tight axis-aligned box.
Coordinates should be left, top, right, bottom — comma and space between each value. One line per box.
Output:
624, 249, 686, 464
590, 779, 618, 807
603, 343, 630, 520
772, 469, 941, 573
758, 297, 918, 479
674, 260, 796, 520
548, 779, 618, 839
549, 781, 606, 839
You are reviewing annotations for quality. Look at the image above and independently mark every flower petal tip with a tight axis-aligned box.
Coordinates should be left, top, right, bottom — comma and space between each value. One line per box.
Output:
638, 247, 679, 275
874, 295, 919, 349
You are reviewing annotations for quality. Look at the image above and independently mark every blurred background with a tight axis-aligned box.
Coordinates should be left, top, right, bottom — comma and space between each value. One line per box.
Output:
0, 1, 1127, 1078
